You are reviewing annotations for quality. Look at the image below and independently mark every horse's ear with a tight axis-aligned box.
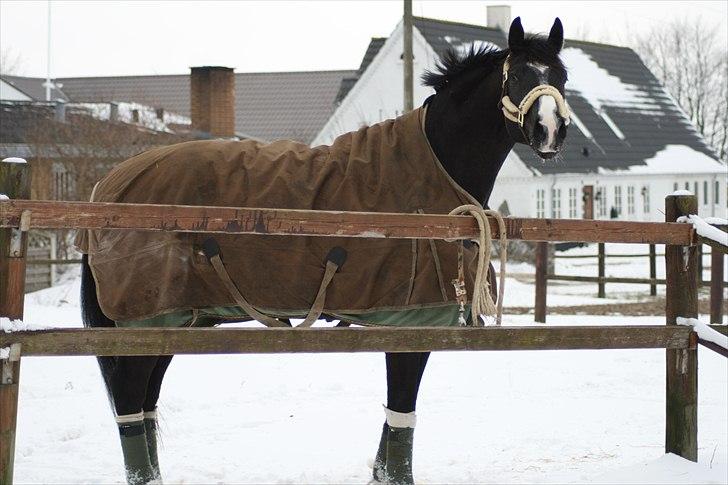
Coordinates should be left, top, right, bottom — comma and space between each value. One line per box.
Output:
548, 18, 564, 52
508, 17, 524, 50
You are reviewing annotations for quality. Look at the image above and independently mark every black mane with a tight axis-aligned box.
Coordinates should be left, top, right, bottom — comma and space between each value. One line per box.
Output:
421, 35, 565, 92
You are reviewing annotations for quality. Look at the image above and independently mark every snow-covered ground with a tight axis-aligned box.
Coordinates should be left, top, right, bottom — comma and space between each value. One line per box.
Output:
7, 258, 728, 484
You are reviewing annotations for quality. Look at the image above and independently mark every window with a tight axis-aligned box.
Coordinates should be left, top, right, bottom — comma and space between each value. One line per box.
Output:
536, 189, 545, 218
673, 182, 678, 191
597, 187, 607, 218
551, 188, 561, 218
716, 180, 721, 205
703, 181, 708, 205
569, 188, 578, 218
642, 186, 650, 214
627, 186, 635, 215
694, 181, 699, 200
684, 181, 689, 191
614, 186, 622, 216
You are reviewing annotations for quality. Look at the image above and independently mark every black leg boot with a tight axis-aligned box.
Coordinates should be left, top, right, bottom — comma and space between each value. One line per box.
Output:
382, 407, 416, 485
143, 409, 162, 482
372, 421, 389, 482
117, 412, 155, 485
385, 426, 415, 485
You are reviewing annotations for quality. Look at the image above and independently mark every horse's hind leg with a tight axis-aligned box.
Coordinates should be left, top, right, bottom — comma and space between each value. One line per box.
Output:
111, 356, 161, 484
138, 355, 173, 481
373, 352, 430, 485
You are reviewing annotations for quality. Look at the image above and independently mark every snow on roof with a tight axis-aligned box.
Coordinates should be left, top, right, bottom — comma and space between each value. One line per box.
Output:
70, 102, 191, 134
2, 157, 27, 164
561, 47, 660, 115
603, 145, 726, 175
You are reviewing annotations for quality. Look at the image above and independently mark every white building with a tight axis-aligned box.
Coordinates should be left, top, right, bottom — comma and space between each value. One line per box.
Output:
313, 12, 727, 221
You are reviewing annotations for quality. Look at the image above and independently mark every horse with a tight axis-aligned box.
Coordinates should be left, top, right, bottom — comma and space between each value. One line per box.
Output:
79, 17, 569, 485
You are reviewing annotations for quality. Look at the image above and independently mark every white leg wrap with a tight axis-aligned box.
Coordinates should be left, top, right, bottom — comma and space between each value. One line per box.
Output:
115, 411, 144, 424
143, 409, 158, 420
383, 405, 416, 429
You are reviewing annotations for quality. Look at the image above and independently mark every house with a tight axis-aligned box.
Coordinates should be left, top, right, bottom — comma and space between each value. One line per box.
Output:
314, 9, 727, 221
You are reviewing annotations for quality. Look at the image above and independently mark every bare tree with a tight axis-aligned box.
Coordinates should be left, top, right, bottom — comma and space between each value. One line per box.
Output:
0, 47, 23, 75
634, 18, 728, 160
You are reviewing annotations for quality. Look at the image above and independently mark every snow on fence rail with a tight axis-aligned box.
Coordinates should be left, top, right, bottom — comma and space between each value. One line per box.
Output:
0, 158, 726, 484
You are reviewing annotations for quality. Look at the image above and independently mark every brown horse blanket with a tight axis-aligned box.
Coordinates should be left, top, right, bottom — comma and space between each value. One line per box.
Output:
75, 107, 483, 323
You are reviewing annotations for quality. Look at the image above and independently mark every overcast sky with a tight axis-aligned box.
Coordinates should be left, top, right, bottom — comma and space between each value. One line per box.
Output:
1, 1, 726, 78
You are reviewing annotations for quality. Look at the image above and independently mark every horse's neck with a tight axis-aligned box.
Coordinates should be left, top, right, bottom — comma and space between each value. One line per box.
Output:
424, 95, 515, 206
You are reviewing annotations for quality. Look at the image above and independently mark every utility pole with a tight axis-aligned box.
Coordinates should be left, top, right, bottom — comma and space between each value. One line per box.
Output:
44, 0, 52, 101
402, 0, 413, 112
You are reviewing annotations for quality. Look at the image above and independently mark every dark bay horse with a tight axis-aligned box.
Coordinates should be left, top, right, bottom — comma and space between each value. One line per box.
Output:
80, 17, 569, 485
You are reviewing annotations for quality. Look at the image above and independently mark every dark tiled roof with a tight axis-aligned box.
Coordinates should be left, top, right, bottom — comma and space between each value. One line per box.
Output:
56, 70, 355, 143
413, 17, 506, 56
338, 16, 721, 173
1, 75, 69, 102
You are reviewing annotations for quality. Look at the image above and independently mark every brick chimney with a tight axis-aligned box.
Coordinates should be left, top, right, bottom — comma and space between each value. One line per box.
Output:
190, 66, 235, 138
487, 5, 511, 32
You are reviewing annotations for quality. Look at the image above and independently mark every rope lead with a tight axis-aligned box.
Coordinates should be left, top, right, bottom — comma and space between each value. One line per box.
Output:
448, 206, 507, 326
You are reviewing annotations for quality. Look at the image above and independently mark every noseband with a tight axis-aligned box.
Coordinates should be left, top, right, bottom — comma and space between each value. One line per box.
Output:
500, 56, 570, 131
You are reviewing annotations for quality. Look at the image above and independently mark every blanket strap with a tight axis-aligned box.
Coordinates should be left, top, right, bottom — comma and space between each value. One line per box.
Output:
297, 247, 347, 328
203, 238, 289, 328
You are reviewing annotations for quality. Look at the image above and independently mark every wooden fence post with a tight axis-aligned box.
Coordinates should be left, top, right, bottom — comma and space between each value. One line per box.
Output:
711, 250, 724, 324
664, 193, 698, 461
535, 241, 548, 323
649, 244, 657, 296
1, 157, 30, 485
597, 243, 605, 298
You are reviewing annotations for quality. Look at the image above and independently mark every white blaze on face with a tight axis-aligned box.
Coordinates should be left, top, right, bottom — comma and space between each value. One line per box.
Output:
528, 62, 560, 152
538, 95, 559, 152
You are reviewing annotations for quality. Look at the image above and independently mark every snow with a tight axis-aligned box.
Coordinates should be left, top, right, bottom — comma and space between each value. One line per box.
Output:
677, 214, 728, 246
1, 317, 49, 333
0, 193, 8, 200
704, 217, 728, 225
677, 317, 728, 348
673, 189, 693, 196
2, 157, 27, 164
8, 269, 727, 483
0, 347, 9, 359
616, 145, 726, 175
71, 102, 191, 134
561, 47, 660, 114
588, 453, 727, 484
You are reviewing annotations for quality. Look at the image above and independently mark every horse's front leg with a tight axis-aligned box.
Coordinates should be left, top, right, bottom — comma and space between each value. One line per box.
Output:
373, 352, 430, 484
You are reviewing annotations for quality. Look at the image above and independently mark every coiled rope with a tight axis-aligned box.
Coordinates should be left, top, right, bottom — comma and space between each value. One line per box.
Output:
448, 205, 507, 326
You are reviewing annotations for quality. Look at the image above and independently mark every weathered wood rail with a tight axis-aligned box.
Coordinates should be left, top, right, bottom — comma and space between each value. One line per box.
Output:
0, 325, 700, 355
0, 160, 724, 484
0, 199, 695, 244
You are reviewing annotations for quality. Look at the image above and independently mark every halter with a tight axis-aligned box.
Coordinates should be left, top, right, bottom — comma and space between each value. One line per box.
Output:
500, 56, 570, 133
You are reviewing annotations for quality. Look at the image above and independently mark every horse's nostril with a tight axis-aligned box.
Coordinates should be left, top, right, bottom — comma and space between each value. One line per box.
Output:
558, 120, 567, 138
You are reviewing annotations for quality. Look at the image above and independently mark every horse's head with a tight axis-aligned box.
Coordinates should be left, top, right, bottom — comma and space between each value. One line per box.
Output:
501, 17, 569, 159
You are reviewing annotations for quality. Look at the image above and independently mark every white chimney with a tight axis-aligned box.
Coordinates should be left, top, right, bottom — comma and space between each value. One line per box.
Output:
487, 5, 511, 31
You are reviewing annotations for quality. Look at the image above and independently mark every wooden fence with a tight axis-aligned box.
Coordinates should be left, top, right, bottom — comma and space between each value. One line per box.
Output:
535, 241, 726, 324
1, 160, 726, 483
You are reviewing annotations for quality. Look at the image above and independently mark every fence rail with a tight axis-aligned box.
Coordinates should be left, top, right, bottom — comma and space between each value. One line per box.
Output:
0, 325, 705, 356
1, 199, 695, 244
